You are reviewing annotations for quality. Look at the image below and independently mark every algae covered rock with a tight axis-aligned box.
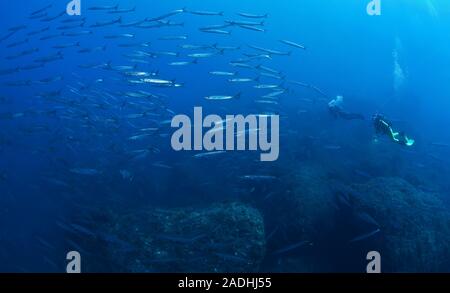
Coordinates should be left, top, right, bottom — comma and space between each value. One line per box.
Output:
351, 177, 450, 272
278, 165, 339, 243
103, 202, 266, 272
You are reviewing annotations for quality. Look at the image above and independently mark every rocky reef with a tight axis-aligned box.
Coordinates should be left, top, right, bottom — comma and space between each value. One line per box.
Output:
88, 165, 449, 273
264, 164, 450, 272
101, 202, 266, 272
350, 177, 450, 272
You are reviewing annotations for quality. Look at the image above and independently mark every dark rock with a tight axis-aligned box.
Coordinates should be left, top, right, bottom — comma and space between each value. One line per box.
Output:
102, 202, 265, 272
351, 177, 450, 272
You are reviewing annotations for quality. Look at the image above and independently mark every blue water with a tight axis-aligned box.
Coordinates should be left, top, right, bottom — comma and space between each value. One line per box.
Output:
0, 0, 449, 272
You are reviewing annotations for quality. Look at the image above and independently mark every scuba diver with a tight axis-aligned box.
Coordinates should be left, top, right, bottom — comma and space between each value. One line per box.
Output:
328, 95, 365, 120
372, 114, 415, 146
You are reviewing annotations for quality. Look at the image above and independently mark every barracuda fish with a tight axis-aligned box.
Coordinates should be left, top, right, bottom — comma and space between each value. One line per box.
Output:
169, 60, 197, 66
127, 79, 145, 85
180, 44, 214, 50
124, 91, 151, 98
349, 228, 381, 244
262, 90, 286, 98
69, 168, 101, 176
229, 77, 258, 83
53, 42, 80, 49
209, 71, 237, 76
28, 12, 47, 20
240, 175, 278, 181
20, 64, 44, 71
109, 63, 138, 71
5, 48, 39, 60
123, 50, 153, 58
279, 39, 306, 50
119, 170, 133, 181
255, 100, 279, 105
193, 151, 226, 158
78, 62, 108, 69
30, 4, 53, 16
288, 80, 329, 98
323, 145, 342, 150
256, 65, 281, 75
60, 17, 87, 24
229, 62, 254, 69
29, 28, 51, 39
0, 67, 19, 75
128, 134, 153, 141
260, 72, 285, 80
157, 20, 185, 27
108, 7, 136, 14
214, 45, 240, 51
187, 52, 217, 58
127, 59, 151, 65
7, 38, 29, 48
186, 10, 224, 16
123, 71, 158, 78
35, 90, 62, 98
78, 46, 107, 54
151, 51, 180, 57
158, 35, 188, 41
41, 11, 66, 22
120, 20, 145, 27
142, 78, 174, 86
0, 31, 16, 42
226, 20, 265, 26
35, 76, 64, 84
152, 162, 173, 169
205, 93, 241, 100
118, 41, 151, 48
8, 25, 27, 32
243, 53, 272, 60
90, 17, 122, 28
237, 12, 268, 18
88, 5, 119, 11
254, 84, 281, 89
62, 30, 93, 37
199, 24, 233, 31
34, 52, 63, 63
57, 23, 85, 30
145, 9, 186, 22
40, 34, 62, 41
239, 25, 266, 33
248, 45, 291, 56
104, 33, 135, 39
135, 23, 164, 29
272, 240, 312, 255
199, 29, 231, 35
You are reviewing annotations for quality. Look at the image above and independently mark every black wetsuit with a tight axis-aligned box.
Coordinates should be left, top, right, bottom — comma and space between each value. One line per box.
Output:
372, 114, 414, 146
329, 105, 365, 120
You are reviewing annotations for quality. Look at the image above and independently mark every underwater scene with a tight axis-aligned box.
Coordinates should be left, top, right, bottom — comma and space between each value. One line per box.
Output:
0, 0, 450, 273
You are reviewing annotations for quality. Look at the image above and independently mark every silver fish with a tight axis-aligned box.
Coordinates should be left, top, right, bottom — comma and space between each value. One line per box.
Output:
193, 151, 226, 158
279, 39, 306, 50
187, 10, 224, 16
205, 93, 241, 100
237, 12, 268, 19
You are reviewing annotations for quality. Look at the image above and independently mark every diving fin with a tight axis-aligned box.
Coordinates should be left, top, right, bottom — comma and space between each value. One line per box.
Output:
405, 136, 415, 147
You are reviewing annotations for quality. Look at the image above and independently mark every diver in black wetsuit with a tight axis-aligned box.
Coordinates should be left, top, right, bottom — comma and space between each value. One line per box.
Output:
372, 114, 415, 146
328, 96, 365, 120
